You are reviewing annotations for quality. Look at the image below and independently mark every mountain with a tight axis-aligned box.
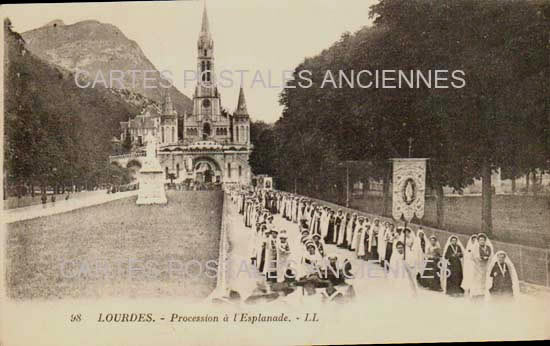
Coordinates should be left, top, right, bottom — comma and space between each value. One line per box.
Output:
4, 18, 140, 191
21, 19, 193, 115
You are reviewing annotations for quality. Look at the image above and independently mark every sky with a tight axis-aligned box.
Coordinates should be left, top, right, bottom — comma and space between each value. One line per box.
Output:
2, 0, 377, 123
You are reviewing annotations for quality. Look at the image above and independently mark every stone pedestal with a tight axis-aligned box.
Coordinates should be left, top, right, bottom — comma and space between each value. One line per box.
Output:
136, 157, 167, 205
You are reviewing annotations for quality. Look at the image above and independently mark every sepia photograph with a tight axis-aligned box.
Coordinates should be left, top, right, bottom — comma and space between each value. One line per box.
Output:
1, 0, 549, 345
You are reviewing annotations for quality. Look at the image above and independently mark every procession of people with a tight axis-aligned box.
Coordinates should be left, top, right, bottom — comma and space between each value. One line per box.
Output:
227, 186, 520, 304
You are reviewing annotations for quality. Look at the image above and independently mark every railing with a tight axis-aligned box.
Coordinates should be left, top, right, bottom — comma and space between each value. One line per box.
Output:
109, 152, 146, 161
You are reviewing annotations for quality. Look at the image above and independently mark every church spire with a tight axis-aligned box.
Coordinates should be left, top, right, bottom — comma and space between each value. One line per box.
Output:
235, 87, 248, 116
197, 1, 213, 50
201, 2, 210, 34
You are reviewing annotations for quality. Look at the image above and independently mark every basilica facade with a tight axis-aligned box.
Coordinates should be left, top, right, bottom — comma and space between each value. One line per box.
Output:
117, 6, 252, 185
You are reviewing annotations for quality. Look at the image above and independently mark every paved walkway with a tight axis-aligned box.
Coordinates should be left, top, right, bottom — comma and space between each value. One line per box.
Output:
2, 190, 138, 224
221, 199, 435, 301
221, 198, 550, 304
213, 198, 550, 341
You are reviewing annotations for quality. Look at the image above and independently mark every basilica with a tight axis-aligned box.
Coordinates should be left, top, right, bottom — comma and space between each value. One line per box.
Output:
117, 6, 252, 185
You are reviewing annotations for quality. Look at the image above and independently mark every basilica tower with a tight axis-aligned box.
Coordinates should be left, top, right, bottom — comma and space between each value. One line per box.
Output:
232, 87, 250, 145
184, 3, 231, 143
117, 3, 253, 185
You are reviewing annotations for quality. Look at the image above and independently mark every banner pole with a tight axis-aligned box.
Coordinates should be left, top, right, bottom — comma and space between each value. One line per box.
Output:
403, 220, 408, 260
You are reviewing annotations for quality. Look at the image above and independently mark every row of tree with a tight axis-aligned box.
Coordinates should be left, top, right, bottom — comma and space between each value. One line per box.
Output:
249, 0, 549, 234
4, 19, 136, 198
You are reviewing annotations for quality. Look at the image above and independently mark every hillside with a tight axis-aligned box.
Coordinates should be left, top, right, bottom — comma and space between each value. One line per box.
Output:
4, 19, 140, 192
21, 19, 192, 115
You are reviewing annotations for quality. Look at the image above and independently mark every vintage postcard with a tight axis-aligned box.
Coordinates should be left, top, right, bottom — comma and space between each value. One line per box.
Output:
1, 0, 549, 345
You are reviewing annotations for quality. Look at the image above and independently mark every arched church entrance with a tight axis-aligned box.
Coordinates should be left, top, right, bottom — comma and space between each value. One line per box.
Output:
193, 157, 221, 184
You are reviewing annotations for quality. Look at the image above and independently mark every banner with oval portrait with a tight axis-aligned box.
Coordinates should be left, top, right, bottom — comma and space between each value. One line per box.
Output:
391, 158, 428, 222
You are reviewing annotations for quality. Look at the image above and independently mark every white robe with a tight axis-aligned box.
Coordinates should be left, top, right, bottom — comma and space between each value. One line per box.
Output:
470, 241, 494, 296
377, 226, 388, 262
320, 211, 329, 239
277, 240, 291, 283
412, 231, 427, 275
299, 252, 322, 279
310, 214, 321, 235
368, 223, 383, 254
286, 199, 293, 218
345, 218, 356, 246
388, 251, 417, 297
352, 224, 365, 256
337, 217, 349, 246
357, 224, 370, 257
265, 237, 278, 275
461, 236, 477, 292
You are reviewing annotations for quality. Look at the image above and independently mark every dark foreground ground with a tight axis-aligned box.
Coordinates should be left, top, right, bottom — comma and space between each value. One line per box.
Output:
5, 190, 223, 300
351, 194, 550, 248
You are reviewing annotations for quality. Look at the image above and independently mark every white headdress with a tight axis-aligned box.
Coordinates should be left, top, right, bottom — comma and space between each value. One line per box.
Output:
485, 250, 520, 299
411, 229, 427, 274
424, 235, 441, 256
465, 234, 478, 252
440, 235, 466, 293
474, 233, 494, 261
461, 234, 479, 291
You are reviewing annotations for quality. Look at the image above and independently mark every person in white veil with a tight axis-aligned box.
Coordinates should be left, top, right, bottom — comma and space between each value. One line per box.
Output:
337, 212, 350, 248
486, 251, 520, 301
470, 233, 494, 300
276, 230, 291, 283
333, 210, 343, 244
299, 241, 323, 280
351, 216, 365, 258
419, 235, 442, 291
403, 228, 416, 253
388, 241, 417, 297
320, 207, 330, 241
412, 228, 427, 282
377, 221, 389, 264
367, 218, 381, 260
346, 213, 357, 251
461, 234, 478, 296
357, 219, 370, 260
402, 228, 419, 275
392, 227, 405, 252
383, 223, 396, 267
441, 235, 465, 297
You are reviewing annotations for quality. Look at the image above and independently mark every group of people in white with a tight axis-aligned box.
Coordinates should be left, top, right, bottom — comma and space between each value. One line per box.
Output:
229, 186, 520, 303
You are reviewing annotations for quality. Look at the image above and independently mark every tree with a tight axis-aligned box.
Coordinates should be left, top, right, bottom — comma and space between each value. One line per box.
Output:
253, 0, 548, 237
370, 0, 549, 234
4, 19, 139, 195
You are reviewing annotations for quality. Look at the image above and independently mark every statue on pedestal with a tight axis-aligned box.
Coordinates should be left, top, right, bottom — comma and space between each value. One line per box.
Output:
136, 133, 167, 205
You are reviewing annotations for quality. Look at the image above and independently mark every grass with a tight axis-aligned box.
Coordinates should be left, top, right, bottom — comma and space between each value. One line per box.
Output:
5, 190, 223, 300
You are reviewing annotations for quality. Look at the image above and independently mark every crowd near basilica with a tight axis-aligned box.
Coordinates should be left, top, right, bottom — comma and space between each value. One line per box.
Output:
110, 4, 526, 306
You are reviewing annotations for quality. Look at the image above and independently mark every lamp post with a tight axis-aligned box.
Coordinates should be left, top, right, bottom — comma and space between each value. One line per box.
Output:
338, 160, 369, 208
346, 164, 350, 207
51, 167, 57, 194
